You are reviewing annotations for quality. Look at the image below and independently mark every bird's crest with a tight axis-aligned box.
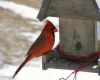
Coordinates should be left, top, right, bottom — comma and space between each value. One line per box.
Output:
44, 20, 58, 32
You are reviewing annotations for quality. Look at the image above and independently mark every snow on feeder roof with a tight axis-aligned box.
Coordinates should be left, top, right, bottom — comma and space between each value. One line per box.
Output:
37, 0, 100, 21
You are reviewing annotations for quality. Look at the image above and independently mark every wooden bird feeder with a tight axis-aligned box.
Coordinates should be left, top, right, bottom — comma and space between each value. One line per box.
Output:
37, 0, 100, 74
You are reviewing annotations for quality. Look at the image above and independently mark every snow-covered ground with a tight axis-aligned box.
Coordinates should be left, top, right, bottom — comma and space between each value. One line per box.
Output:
0, 0, 100, 80
0, 64, 100, 80
0, 1, 39, 20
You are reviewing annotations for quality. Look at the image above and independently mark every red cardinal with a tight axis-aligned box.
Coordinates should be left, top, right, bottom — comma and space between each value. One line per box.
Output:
12, 20, 58, 78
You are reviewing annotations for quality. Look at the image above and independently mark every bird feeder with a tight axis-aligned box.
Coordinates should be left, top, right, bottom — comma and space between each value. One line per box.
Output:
37, 0, 100, 74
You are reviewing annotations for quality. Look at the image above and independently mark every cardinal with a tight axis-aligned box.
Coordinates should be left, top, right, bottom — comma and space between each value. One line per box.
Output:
12, 20, 58, 78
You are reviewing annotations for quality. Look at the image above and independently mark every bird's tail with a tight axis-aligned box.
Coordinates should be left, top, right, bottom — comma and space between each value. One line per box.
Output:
12, 55, 31, 78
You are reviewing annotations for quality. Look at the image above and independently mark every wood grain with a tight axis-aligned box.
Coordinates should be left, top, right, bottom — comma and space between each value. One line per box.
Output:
38, 0, 100, 21
59, 18, 96, 57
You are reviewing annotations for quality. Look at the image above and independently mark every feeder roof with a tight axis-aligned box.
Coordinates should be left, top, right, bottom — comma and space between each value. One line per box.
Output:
37, 0, 100, 21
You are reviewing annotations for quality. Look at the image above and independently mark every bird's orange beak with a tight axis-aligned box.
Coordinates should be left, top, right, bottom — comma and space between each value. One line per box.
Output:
53, 28, 58, 32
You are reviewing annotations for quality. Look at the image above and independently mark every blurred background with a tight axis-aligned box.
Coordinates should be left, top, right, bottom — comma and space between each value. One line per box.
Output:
0, 0, 60, 80
0, 0, 43, 66
0, 0, 100, 80
0, 0, 43, 65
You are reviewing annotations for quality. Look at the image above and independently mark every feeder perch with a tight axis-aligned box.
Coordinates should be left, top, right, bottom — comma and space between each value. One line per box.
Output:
37, 0, 100, 74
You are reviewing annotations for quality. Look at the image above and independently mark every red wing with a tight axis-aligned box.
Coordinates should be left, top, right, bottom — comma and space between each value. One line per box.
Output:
26, 34, 50, 56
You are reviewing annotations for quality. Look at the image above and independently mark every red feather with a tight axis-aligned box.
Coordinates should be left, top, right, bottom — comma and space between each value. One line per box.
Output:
12, 20, 58, 78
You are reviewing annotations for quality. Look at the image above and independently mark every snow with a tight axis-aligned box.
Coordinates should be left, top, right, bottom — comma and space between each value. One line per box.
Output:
0, 1, 59, 27
20, 31, 41, 42
96, 0, 100, 8
0, 1, 39, 20
0, 0, 100, 80
29, 21, 44, 28
46, 17, 59, 27
0, 64, 100, 80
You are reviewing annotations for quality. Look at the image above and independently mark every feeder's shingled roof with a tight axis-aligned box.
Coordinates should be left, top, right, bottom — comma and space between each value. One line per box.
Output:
37, 0, 100, 21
